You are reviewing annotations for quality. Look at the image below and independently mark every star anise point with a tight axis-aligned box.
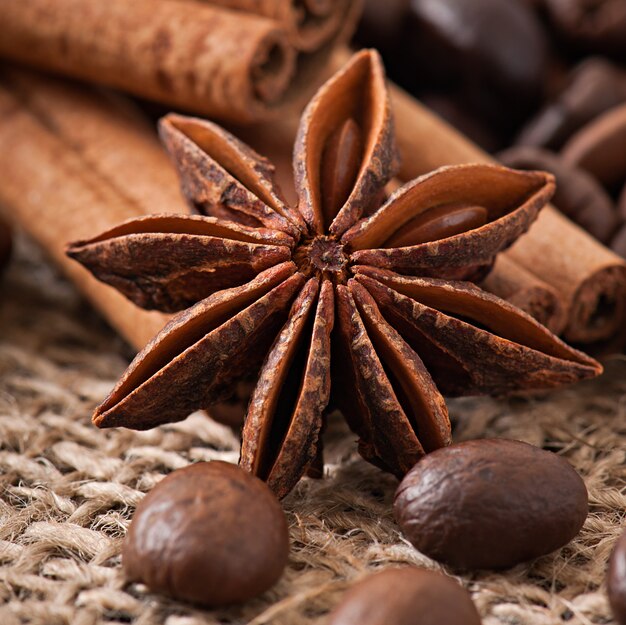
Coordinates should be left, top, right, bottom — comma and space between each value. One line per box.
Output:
67, 50, 600, 497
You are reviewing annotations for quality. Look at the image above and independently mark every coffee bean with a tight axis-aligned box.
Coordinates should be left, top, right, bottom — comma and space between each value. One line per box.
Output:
326, 568, 481, 625
394, 439, 588, 570
405, 0, 548, 128
545, 0, 626, 59
123, 461, 289, 607
561, 103, 626, 191
499, 145, 618, 242
516, 57, 626, 150
357, 0, 411, 52
422, 92, 503, 152
608, 529, 626, 625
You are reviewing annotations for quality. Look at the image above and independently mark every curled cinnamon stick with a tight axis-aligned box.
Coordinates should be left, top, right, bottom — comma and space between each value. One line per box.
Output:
0, 0, 297, 123
199, 0, 356, 52
388, 81, 626, 345
1, 68, 186, 216
0, 75, 182, 350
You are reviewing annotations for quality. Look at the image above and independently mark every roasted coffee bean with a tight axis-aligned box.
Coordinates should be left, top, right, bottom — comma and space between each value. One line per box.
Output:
420, 92, 502, 152
562, 103, 626, 192
517, 57, 626, 150
608, 529, 626, 625
123, 461, 289, 607
394, 439, 588, 570
326, 567, 481, 625
545, 0, 626, 58
357, 0, 411, 52
405, 0, 548, 128
499, 145, 618, 242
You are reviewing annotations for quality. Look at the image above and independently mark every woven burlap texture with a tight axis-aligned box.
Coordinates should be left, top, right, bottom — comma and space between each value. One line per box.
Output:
0, 235, 624, 625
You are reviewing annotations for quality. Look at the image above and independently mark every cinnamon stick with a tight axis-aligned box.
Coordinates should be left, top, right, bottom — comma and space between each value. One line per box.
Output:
481, 256, 567, 335
0, 0, 297, 124
197, 0, 358, 52
1, 68, 185, 216
388, 81, 626, 345
0, 76, 182, 350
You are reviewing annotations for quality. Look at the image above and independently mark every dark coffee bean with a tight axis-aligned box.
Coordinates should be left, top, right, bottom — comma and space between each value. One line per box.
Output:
499, 145, 618, 242
405, 0, 548, 129
421, 92, 503, 152
357, 0, 411, 52
545, 0, 626, 59
123, 461, 289, 607
561, 103, 626, 191
394, 439, 588, 570
327, 568, 481, 625
517, 57, 626, 150
608, 529, 626, 625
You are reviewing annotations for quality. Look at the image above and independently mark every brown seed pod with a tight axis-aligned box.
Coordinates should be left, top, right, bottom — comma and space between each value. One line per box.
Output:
327, 567, 481, 625
123, 461, 290, 607
394, 439, 588, 570
67, 50, 601, 500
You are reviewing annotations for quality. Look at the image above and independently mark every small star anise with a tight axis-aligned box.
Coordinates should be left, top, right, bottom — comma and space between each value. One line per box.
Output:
67, 50, 601, 498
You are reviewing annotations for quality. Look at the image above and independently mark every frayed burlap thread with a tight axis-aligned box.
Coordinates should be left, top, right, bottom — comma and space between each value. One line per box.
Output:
0, 235, 624, 625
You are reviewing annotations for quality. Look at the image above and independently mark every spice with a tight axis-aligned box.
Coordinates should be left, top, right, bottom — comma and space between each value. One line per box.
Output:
123, 461, 289, 607
394, 439, 589, 570
608, 529, 626, 625
0, 77, 175, 350
326, 567, 481, 625
198, 0, 356, 52
0, 0, 360, 124
68, 50, 600, 498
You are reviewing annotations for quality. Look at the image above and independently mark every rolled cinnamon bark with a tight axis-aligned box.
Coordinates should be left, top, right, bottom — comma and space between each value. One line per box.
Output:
0, 0, 297, 124
388, 81, 626, 345
481, 257, 567, 335
0, 78, 179, 350
1, 68, 186, 216
199, 0, 356, 51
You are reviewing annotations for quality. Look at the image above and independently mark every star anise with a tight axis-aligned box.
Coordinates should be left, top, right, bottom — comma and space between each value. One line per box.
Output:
67, 50, 601, 498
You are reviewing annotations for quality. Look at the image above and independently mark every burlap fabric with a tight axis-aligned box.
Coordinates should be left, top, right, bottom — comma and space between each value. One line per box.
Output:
0, 235, 624, 625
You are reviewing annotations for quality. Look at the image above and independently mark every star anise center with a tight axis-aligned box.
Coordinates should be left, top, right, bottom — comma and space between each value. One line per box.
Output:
293, 235, 350, 282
